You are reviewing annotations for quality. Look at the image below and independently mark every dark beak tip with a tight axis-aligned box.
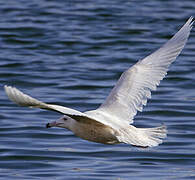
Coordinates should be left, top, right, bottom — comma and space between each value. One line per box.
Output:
46, 123, 50, 128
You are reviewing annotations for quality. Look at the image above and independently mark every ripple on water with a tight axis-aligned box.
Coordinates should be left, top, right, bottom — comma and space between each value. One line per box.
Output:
1, 0, 195, 180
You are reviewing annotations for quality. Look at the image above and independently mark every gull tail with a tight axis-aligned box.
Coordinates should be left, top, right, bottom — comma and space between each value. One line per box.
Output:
136, 125, 167, 147
118, 125, 167, 148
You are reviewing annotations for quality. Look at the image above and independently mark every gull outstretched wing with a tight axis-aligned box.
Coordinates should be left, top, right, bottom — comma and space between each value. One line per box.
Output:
4, 85, 117, 128
4, 85, 85, 116
95, 17, 193, 125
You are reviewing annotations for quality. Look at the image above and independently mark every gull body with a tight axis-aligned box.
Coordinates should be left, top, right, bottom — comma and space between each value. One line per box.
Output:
4, 17, 193, 147
48, 115, 119, 144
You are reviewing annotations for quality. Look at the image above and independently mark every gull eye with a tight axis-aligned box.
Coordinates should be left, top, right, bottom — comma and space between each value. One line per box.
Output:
62, 117, 67, 121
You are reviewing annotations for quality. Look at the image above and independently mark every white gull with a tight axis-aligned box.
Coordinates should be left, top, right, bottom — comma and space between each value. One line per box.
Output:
4, 17, 193, 148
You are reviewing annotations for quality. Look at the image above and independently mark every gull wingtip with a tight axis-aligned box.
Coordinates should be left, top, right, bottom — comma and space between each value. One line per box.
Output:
4, 85, 8, 89
4, 85, 13, 93
187, 16, 194, 27
4, 85, 13, 89
4, 85, 9, 93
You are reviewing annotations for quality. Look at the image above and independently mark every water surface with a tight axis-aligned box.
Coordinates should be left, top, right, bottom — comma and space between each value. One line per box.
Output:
0, 1, 195, 179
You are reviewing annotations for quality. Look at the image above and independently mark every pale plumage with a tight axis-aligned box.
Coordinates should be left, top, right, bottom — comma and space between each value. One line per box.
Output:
4, 17, 193, 147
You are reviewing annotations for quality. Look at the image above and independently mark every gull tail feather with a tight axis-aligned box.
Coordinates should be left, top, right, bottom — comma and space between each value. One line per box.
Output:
118, 125, 167, 147
137, 125, 167, 147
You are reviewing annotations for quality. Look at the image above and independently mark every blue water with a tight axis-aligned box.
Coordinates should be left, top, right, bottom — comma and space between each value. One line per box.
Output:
1, 1, 195, 179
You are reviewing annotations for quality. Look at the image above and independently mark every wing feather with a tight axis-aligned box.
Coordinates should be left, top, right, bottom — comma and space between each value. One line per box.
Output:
4, 85, 85, 116
4, 85, 115, 128
95, 17, 193, 124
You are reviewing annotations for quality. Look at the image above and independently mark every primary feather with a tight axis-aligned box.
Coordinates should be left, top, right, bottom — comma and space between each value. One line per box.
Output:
4, 85, 86, 116
94, 17, 193, 125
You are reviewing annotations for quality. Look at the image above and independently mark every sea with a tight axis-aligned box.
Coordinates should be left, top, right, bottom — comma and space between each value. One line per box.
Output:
0, 1, 195, 179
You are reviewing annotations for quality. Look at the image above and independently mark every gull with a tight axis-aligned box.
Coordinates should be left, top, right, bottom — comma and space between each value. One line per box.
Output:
4, 17, 193, 148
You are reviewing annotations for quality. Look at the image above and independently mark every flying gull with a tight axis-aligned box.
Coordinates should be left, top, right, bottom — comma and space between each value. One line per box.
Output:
4, 17, 193, 148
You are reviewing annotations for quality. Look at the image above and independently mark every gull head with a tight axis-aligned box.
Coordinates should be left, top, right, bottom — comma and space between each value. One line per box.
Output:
46, 115, 73, 130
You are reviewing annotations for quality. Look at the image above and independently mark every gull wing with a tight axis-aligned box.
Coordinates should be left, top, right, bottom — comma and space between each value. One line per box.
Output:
4, 85, 85, 116
4, 86, 116, 128
94, 17, 193, 125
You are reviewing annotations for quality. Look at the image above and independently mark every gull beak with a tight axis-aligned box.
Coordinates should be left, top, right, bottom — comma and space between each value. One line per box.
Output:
46, 121, 57, 128
46, 117, 65, 128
